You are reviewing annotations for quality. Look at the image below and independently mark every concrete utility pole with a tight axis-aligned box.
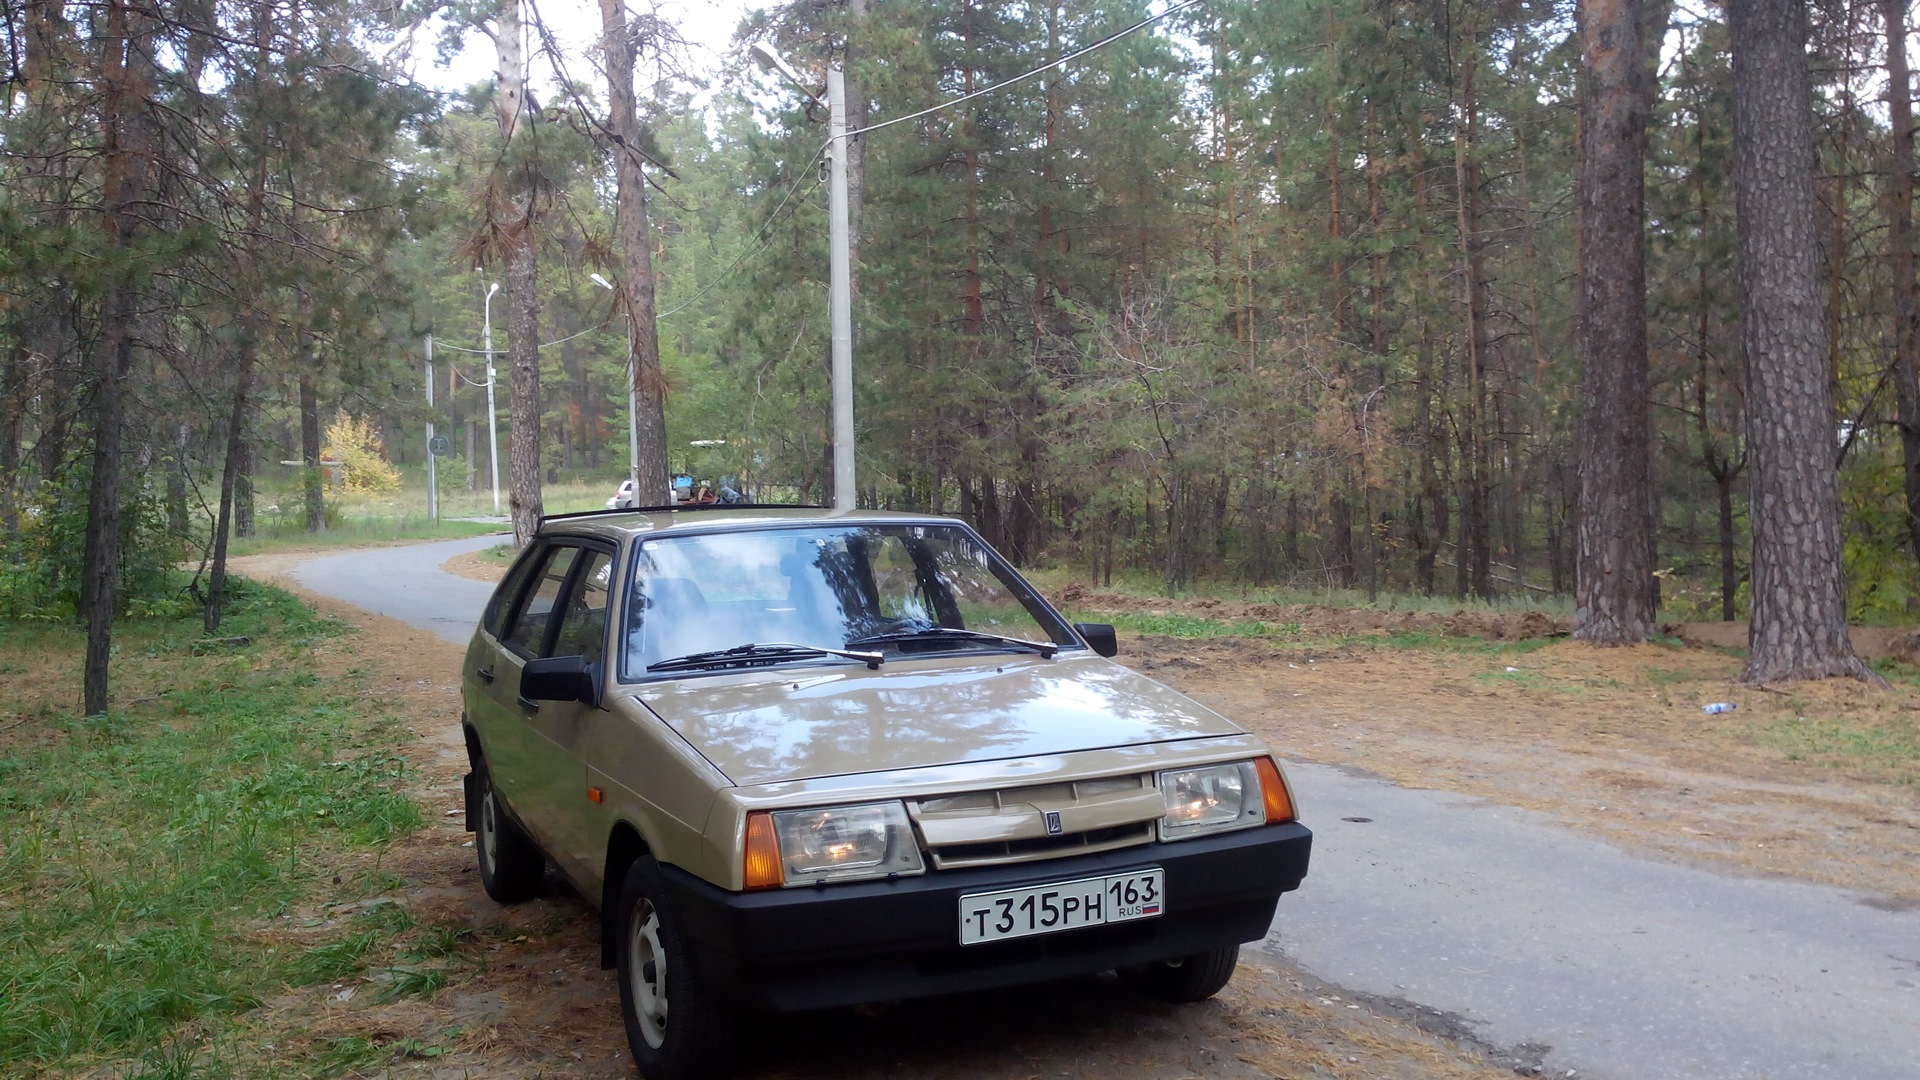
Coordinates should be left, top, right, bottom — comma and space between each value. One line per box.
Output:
425, 336, 438, 521
753, 43, 856, 510
482, 281, 502, 514
826, 66, 854, 510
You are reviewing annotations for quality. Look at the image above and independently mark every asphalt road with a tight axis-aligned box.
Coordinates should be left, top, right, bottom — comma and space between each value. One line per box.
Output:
293, 537, 1920, 1080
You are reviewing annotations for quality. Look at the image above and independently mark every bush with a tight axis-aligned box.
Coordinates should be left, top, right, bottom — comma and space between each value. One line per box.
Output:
0, 474, 185, 624
321, 411, 401, 496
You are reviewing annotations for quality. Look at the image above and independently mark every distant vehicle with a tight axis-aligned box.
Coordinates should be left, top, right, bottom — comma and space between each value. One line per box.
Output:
606, 476, 688, 509
460, 506, 1314, 1079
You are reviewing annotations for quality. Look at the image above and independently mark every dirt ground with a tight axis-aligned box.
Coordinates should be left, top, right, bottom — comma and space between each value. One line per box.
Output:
220, 551, 1920, 1077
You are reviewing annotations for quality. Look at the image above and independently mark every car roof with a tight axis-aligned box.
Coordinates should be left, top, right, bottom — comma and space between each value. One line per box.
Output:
536, 506, 967, 543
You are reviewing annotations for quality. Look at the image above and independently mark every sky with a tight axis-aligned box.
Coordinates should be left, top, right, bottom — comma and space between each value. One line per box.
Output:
411, 0, 762, 97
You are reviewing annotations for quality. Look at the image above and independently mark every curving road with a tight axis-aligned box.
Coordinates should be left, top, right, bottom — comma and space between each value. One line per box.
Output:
293, 537, 1920, 1080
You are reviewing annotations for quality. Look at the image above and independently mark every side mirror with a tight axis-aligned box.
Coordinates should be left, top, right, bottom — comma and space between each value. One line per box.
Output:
522, 654, 600, 705
1074, 622, 1119, 658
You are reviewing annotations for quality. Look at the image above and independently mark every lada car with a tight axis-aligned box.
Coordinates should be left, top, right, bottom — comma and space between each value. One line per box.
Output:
460, 507, 1313, 1079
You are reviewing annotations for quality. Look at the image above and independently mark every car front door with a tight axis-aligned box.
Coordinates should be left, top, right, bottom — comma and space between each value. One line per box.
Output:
475, 542, 581, 856
533, 546, 616, 879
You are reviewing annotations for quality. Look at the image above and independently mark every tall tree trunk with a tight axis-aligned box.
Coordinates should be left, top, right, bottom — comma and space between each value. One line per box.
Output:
1328, 487, 1355, 588
206, 5, 271, 634
845, 0, 868, 291
599, 0, 670, 507
495, 0, 544, 544
1727, 0, 1877, 683
1453, 18, 1493, 600
2, 340, 25, 536
1886, 0, 1920, 560
1574, 0, 1656, 643
80, 0, 152, 716
299, 365, 322, 531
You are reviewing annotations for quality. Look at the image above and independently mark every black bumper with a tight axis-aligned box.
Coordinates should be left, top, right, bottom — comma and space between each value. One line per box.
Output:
663, 821, 1311, 1013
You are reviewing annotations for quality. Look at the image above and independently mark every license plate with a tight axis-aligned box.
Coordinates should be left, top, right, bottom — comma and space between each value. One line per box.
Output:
958, 868, 1165, 946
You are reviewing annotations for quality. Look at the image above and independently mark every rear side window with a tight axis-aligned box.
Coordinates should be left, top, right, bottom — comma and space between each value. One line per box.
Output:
485, 545, 543, 639
502, 546, 579, 657
550, 552, 613, 659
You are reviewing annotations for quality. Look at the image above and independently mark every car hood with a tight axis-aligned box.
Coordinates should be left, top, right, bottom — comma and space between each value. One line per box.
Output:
633, 653, 1244, 786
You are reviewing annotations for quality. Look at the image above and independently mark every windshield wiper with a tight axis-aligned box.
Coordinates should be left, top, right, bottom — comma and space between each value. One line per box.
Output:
646, 642, 884, 674
846, 627, 1058, 658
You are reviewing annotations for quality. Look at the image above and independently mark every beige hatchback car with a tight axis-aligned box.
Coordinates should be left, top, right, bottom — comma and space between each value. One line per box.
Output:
461, 507, 1312, 1080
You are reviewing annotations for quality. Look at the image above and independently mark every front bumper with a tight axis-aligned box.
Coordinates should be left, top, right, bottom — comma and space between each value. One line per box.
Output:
663, 820, 1311, 1012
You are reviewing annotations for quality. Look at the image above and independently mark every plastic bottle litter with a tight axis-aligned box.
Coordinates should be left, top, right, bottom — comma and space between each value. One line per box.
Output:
1702, 702, 1737, 714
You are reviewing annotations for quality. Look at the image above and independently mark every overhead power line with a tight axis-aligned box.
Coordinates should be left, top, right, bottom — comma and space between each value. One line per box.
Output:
846, 0, 1206, 140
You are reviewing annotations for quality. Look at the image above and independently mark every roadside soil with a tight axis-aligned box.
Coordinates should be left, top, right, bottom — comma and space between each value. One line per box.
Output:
223, 553, 1522, 1079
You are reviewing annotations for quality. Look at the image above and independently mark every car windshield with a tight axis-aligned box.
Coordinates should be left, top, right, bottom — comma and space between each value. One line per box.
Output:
621, 524, 1073, 679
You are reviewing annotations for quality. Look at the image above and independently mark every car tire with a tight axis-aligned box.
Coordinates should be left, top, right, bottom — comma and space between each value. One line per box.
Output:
1121, 944, 1240, 1003
616, 855, 736, 1080
475, 763, 544, 904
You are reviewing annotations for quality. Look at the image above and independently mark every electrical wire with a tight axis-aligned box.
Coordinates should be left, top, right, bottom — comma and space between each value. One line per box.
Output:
845, 0, 1205, 140
432, 316, 615, 356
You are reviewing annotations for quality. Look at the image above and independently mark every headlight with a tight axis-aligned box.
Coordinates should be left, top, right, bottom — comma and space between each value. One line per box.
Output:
1156, 761, 1267, 840
770, 801, 925, 886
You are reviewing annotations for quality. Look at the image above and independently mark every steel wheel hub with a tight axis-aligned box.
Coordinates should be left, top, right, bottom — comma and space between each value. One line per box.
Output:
627, 898, 669, 1049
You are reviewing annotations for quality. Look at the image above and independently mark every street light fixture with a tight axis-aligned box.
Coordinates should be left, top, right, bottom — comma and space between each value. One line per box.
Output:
753, 42, 856, 511
592, 273, 643, 506
482, 281, 502, 514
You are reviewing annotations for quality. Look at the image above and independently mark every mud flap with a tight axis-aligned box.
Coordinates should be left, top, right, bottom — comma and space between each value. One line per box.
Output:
462, 771, 478, 833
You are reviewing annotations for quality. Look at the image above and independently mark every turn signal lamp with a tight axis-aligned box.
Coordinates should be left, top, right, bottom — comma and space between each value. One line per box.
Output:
743, 811, 783, 889
1256, 757, 1296, 824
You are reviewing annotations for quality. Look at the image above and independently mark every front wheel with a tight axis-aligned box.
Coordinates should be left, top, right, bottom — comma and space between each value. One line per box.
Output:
1120, 944, 1240, 1003
616, 856, 736, 1080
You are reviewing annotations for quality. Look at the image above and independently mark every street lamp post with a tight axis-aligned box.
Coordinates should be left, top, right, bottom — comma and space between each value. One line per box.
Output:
591, 272, 643, 505
753, 43, 855, 511
482, 280, 502, 514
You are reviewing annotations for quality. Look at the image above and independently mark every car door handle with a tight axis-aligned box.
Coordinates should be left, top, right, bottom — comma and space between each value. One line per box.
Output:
476, 667, 494, 683
516, 695, 541, 712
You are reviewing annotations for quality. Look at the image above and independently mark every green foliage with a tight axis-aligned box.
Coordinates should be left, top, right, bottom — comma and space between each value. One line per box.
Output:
1838, 445, 1920, 623
0, 475, 188, 624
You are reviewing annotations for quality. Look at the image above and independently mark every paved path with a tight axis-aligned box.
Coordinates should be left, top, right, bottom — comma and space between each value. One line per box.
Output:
1267, 767, 1919, 1079
290, 533, 509, 644
292, 538, 1920, 1080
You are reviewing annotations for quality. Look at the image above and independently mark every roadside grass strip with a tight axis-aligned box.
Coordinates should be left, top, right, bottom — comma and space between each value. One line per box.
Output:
1079, 608, 1559, 656
0, 579, 432, 1073
1755, 713, 1920, 776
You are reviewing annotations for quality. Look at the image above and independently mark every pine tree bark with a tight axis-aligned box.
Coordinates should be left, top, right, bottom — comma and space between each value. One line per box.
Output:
598, 0, 670, 506
494, 0, 543, 544
299, 363, 322, 531
1452, 20, 1493, 600
80, 0, 153, 716
1727, 0, 1878, 683
1884, 0, 1920, 561
1574, 0, 1656, 643
205, 2, 271, 635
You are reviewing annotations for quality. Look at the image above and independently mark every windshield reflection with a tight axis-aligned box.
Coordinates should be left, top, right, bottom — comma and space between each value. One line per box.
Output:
621, 524, 1072, 679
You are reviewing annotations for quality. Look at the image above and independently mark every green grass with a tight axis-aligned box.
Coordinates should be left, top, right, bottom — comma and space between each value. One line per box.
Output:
227, 515, 504, 558
1755, 714, 1920, 771
1070, 607, 1560, 657
0, 579, 436, 1072
1027, 564, 1576, 617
